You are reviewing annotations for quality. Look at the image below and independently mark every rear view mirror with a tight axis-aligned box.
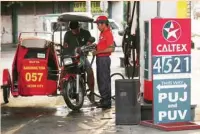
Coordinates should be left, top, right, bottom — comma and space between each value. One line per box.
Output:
91, 23, 93, 29
118, 30, 125, 36
52, 23, 60, 32
88, 37, 95, 43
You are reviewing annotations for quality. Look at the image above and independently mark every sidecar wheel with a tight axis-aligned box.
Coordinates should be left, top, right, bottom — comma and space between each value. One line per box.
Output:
3, 87, 10, 103
62, 78, 84, 111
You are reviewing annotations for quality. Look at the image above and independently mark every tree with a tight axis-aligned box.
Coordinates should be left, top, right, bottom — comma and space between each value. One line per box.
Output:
122, 1, 128, 29
123, 1, 128, 22
6, 1, 23, 7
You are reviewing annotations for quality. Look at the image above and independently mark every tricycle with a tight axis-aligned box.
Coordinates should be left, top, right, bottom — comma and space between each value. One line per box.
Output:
1, 13, 97, 111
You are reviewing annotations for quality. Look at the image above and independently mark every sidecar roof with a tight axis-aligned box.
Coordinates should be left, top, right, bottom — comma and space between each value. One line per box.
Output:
57, 12, 94, 23
20, 38, 58, 48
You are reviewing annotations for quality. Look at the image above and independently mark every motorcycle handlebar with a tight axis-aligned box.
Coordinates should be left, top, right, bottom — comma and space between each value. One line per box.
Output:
53, 43, 96, 51
80, 43, 97, 52
54, 42, 96, 58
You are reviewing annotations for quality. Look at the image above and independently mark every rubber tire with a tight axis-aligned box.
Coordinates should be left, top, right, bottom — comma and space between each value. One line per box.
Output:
3, 87, 10, 103
62, 78, 84, 111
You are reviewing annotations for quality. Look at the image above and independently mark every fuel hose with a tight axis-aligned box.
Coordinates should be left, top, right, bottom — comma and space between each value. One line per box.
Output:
122, 1, 137, 79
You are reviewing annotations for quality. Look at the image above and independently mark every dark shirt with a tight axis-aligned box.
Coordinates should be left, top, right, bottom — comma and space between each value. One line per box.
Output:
63, 28, 91, 55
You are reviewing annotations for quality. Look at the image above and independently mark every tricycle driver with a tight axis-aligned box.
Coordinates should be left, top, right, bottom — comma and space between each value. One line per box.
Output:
63, 21, 95, 104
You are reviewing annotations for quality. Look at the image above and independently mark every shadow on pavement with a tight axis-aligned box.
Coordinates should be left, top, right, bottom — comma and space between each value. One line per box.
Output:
1, 104, 113, 134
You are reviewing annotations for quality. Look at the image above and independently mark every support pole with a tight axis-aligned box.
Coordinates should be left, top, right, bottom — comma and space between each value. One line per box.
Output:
86, 1, 91, 13
157, 1, 161, 17
12, 5, 18, 44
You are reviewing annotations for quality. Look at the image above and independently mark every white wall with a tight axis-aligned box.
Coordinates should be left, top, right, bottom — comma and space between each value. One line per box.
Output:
1, 15, 12, 44
191, 1, 200, 19
111, 1, 124, 27
18, 15, 44, 37
1, 15, 45, 44
139, 1, 177, 92
191, 1, 200, 49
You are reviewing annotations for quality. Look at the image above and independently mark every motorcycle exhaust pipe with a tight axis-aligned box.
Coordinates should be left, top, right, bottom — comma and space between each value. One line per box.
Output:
76, 74, 80, 94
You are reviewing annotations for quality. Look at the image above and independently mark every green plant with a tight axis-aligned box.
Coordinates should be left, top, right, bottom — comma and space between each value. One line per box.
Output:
121, 21, 127, 29
123, 1, 128, 21
6, 1, 23, 7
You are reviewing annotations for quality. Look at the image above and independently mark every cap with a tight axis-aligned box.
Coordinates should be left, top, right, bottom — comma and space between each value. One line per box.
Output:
94, 16, 108, 23
69, 21, 79, 29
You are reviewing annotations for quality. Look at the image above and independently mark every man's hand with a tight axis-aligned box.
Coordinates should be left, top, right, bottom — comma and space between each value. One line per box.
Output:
87, 41, 92, 45
92, 51, 98, 56
63, 43, 68, 48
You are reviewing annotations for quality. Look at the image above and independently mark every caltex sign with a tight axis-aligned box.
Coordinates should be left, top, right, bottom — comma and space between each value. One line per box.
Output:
151, 18, 191, 124
151, 19, 191, 56
162, 20, 182, 43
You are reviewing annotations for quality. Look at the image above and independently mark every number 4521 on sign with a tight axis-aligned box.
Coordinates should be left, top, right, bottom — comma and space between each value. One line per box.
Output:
153, 56, 191, 74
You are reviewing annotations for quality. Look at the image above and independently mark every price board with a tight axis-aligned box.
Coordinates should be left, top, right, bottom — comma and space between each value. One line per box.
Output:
153, 55, 191, 74
151, 18, 191, 124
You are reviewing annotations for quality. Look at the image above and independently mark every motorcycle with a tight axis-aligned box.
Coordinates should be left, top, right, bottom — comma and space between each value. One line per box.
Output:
55, 37, 96, 110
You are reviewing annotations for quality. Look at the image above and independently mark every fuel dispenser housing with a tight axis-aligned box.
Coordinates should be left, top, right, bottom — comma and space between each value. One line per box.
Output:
143, 20, 153, 103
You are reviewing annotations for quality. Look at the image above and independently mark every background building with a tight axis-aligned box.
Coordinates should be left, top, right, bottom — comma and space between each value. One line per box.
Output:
1, 1, 124, 44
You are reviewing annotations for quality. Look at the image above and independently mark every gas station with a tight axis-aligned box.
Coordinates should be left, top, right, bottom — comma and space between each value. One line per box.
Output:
1, 1, 200, 133
114, 1, 200, 131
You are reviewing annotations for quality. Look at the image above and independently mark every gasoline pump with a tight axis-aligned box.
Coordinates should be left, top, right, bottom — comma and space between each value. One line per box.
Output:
122, 1, 140, 79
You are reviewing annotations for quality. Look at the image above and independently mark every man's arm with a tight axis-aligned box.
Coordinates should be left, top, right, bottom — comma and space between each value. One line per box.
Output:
63, 32, 69, 48
95, 32, 114, 55
85, 30, 92, 45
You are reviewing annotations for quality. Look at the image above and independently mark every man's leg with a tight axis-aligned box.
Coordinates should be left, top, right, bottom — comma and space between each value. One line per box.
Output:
96, 57, 103, 104
96, 57, 111, 108
85, 59, 95, 103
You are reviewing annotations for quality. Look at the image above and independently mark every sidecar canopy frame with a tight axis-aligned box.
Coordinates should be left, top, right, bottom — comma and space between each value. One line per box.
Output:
57, 12, 94, 23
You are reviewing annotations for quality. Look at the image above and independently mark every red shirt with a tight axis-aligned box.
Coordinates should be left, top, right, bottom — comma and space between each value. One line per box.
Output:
97, 27, 114, 57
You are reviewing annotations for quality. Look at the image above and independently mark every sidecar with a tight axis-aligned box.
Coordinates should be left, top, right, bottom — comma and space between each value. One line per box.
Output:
1, 32, 60, 103
1, 12, 95, 109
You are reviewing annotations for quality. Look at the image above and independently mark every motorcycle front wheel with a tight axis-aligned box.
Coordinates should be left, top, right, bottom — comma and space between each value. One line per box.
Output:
62, 77, 84, 111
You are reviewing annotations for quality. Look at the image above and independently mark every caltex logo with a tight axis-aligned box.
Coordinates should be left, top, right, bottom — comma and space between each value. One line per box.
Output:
162, 20, 181, 43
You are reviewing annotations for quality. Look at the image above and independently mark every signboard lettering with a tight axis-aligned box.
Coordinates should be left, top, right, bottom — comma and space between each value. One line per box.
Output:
159, 110, 187, 122
22, 60, 46, 89
156, 44, 187, 53
153, 56, 191, 74
25, 72, 43, 82
153, 78, 191, 124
